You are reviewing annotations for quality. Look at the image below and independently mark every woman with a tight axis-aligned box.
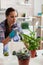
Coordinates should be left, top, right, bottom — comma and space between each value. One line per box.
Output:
0, 7, 22, 53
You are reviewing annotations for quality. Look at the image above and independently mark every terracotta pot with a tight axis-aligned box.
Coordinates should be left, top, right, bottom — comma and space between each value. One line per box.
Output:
18, 57, 30, 65
30, 50, 36, 58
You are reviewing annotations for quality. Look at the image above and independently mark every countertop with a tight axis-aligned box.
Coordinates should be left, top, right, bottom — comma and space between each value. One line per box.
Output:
0, 50, 43, 65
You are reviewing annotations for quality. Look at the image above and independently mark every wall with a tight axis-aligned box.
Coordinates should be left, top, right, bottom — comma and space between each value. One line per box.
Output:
0, 0, 43, 19
0, 0, 34, 22
34, 0, 43, 16
0, 11, 5, 22
0, 0, 34, 16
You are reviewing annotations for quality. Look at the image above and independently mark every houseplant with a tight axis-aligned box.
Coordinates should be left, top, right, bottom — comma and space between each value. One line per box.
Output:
12, 48, 30, 65
21, 13, 26, 17
20, 29, 41, 58
21, 22, 29, 29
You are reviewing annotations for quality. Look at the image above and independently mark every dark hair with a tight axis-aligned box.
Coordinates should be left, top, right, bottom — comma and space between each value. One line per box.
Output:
5, 19, 11, 38
5, 7, 18, 38
5, 7, 18, 16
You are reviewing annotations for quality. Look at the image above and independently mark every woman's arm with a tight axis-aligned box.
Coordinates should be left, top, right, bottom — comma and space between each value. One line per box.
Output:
2, 36, 11, 45
2, 30, 16, 45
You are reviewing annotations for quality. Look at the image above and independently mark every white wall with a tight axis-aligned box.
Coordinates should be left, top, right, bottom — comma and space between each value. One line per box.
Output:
34, 0, 43, 16
0, 0, 43, 16
0, 0, 34, 16
0, 0, 43, 22
0, 0, 34, 22
0, 11, 5, 22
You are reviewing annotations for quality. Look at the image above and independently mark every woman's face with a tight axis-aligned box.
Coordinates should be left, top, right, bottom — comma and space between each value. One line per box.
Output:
6, 11, 17, 27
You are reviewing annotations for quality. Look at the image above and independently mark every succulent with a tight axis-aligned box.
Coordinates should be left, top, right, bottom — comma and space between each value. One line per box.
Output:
12, 48, 30, 60
12, 51, 16, 55
4, 52, 9, 56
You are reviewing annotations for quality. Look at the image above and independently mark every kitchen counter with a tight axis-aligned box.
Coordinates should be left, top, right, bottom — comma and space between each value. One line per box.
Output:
0, 50, 43, 65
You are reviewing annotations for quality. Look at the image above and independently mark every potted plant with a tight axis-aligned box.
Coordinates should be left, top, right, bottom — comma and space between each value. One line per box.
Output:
12, 48, 30, 65
20, 29, 41, 58
21, 13, 26, 17
21, 22, 29, 29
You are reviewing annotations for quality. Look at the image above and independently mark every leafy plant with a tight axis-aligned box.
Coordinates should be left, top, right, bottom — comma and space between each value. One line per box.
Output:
12, 48, 30, 60
4, 52, 9, 56
21, 22, 29, 29
20, 30, 41, 50
21, 13, 26, 17
12, 51, 16, 55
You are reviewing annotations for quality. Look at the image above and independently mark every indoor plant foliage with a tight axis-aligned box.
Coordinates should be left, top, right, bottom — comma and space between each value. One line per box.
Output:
16, 48, 30, 60
12, 48, 30, 60
20, 29, 41, 57
21, 22, 29, 29
12, 48, 30, 65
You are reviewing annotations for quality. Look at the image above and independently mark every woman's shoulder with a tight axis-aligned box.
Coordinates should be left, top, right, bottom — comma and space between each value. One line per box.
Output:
0, 20, 6, 29
12, 22, 17, 28
0, 20, 5, 25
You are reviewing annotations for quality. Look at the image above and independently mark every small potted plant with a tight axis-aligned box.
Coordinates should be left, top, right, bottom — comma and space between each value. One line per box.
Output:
21, 13, 26, 17
20, 29, 41, 58
21, 22, 29, 29
12, 48, 30, 65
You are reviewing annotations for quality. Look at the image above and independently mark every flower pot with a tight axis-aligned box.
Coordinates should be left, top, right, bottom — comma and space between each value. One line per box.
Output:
30, 50, 36, 58
18, 57, 30, 65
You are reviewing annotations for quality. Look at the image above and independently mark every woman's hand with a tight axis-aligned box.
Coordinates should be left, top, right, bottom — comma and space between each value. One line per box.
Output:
2, 36, 10, 45
9, 30, 16, 38
2, 30, 16, 45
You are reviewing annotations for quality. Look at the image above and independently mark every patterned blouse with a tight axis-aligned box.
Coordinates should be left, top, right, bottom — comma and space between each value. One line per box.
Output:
0, 19, 22, 42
